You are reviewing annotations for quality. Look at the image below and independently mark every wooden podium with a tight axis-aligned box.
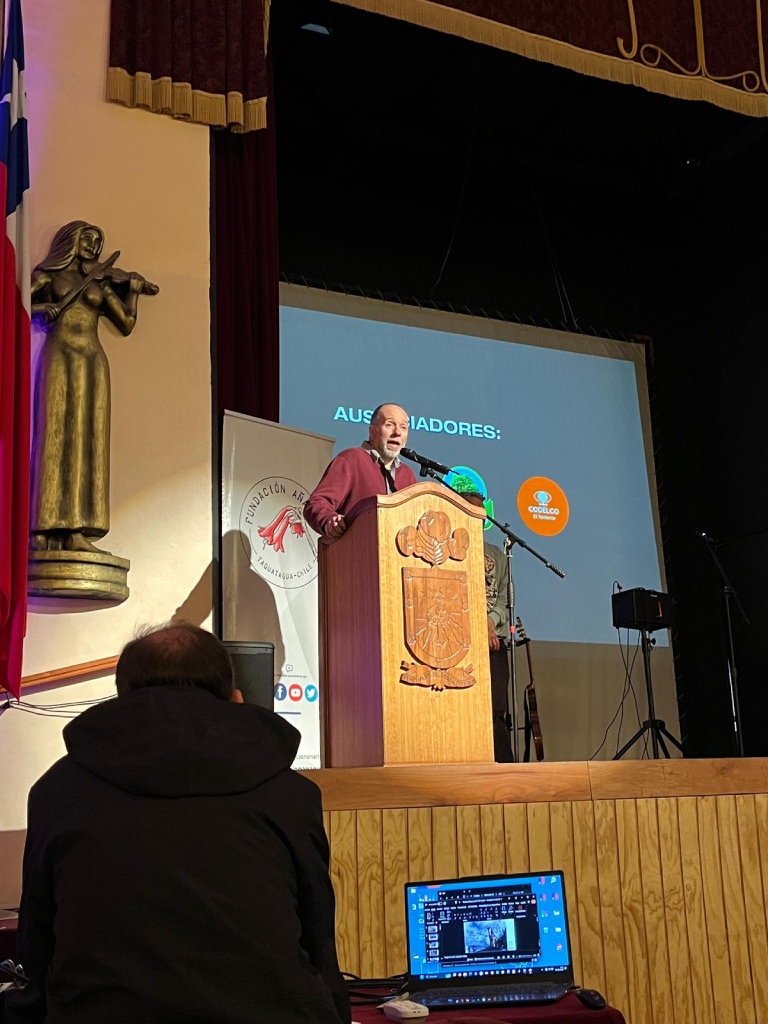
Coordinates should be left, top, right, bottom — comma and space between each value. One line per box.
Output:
319, 481, 494, 767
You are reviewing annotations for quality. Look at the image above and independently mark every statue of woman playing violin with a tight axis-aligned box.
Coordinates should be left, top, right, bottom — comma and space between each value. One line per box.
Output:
30, 221, 159, 554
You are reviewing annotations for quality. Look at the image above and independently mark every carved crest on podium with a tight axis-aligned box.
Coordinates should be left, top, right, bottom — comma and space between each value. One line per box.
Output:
396, 510, 469, 565
396, 510, 475, 691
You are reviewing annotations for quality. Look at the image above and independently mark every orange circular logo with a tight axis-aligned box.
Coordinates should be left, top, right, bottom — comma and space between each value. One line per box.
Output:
517, 476, 569, 536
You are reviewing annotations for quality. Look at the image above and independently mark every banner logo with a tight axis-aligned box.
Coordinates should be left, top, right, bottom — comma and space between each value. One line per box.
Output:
240, 476, 318, 589
517, 476, 569, 536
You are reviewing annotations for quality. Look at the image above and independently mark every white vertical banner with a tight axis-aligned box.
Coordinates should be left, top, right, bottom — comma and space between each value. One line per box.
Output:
221, 412, 334, 768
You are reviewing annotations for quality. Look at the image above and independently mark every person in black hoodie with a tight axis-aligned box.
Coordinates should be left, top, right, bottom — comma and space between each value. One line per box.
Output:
5, 623, 351, 1024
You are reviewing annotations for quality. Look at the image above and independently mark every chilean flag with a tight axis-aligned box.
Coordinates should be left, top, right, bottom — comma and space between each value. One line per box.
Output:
0, 0, 30, 700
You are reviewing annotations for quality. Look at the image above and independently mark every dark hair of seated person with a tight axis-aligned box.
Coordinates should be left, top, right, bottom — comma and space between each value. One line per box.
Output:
462, 490, 486, 507
115, 622, 234, 700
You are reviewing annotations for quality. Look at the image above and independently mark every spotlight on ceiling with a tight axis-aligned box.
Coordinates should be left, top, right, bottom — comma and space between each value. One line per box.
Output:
300, 22, 331, 35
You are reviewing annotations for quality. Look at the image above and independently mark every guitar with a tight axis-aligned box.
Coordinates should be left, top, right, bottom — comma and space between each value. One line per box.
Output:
515, 617, 545, 762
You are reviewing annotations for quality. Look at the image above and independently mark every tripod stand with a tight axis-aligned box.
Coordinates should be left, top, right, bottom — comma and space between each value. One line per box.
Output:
614, 627, 683, 760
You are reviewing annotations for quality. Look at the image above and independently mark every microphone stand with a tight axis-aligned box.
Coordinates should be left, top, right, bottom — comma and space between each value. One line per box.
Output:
502, 534, 518, 762
491, 516, 563, 762
700, 534, 749, 757
411, 462, 565, 762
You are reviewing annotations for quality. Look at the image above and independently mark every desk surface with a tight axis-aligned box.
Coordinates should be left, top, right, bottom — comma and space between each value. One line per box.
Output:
352, 992, 625, 1024
0, 911, 17, 961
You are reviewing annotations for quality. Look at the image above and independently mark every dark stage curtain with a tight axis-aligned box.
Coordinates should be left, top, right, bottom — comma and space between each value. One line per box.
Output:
212, 73, 279, 421
332, 0, 768, 117
108, 0, 269, 132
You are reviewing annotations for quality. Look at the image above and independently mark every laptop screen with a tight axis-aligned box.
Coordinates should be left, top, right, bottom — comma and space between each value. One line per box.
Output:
405, 872, 572, 985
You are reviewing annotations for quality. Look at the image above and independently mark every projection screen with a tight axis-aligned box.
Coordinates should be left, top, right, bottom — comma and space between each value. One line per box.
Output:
279, 284, 679, 761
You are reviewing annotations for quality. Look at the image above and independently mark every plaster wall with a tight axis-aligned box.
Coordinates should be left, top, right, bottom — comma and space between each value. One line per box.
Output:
0, 0, 212, 846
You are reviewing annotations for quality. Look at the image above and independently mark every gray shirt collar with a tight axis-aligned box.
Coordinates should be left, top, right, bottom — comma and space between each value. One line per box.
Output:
361, 440, 401, 470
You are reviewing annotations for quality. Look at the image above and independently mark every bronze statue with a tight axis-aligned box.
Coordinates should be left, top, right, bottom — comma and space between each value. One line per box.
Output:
30, 221, 158, 556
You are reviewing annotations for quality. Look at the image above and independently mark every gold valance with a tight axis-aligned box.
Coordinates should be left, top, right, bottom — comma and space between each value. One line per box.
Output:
331, 0, 768, 117
108, 0, 270, 132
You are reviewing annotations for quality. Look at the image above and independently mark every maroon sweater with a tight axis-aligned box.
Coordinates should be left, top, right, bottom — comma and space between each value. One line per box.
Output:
304, 446, 418, 536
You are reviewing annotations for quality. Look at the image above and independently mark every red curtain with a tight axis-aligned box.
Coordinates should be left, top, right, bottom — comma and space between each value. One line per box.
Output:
212, 69, 279, 421
108, 0, 269, 132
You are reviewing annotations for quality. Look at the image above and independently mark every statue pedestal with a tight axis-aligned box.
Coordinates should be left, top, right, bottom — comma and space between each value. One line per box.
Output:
28, 550, 130, 602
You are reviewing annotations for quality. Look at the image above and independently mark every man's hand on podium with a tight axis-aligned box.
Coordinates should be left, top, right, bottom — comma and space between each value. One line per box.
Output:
326, 514, 347, 539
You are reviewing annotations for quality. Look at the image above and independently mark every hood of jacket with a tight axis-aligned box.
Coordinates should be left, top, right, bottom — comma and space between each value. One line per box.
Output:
63, 686, 301, 797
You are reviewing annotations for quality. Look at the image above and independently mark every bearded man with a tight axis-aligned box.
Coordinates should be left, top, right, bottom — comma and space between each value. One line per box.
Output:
304, 403, 418, 538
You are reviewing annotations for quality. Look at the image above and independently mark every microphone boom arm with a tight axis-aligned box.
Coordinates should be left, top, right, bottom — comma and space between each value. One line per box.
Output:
401, 451, 565, 579
400, 447, 451, 476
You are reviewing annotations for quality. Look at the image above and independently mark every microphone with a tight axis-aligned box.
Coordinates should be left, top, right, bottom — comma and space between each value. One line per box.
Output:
400, 447, 451, 475
696, 529, 718, 545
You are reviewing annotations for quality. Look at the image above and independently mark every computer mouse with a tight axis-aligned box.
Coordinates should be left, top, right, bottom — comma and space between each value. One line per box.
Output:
379, 999, 429, 1019
575, 988, 607, 1010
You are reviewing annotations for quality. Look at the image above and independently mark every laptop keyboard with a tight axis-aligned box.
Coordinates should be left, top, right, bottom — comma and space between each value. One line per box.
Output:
415, 982, 570, 1007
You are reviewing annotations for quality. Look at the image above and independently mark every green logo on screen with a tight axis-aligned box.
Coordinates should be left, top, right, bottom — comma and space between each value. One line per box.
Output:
444, 466, 493, 530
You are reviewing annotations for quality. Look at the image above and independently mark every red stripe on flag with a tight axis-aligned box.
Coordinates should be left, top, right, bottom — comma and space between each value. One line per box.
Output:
0, 171, 31, 699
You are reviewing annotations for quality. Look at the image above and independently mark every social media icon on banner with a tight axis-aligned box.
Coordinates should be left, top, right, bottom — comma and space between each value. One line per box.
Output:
274, 683, 287, 702
305, 684, 318, 702
288, 683, 303, 701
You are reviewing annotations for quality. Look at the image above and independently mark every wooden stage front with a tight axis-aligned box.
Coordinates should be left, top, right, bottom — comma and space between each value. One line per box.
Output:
304, 758, 768, 1024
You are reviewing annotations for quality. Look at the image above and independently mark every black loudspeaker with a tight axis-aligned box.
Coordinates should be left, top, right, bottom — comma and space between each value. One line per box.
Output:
223, 641, 275, 710
611, 588, 674, 632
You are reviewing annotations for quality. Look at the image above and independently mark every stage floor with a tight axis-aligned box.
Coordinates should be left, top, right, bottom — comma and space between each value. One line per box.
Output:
303, 757, 768, 1024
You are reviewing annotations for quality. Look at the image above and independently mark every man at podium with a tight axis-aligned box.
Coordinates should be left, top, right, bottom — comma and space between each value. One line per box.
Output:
304, 402, 417, 538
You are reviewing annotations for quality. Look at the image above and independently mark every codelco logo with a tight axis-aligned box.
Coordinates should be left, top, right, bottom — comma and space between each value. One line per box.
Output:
517, 476, 569, 536
239, 477, 318, 589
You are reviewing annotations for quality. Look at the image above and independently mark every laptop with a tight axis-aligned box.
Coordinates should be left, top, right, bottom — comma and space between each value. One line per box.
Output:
403, 871, 574, 1008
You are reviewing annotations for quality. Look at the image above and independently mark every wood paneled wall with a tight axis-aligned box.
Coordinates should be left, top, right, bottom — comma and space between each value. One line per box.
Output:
313, 760, 768, 1024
